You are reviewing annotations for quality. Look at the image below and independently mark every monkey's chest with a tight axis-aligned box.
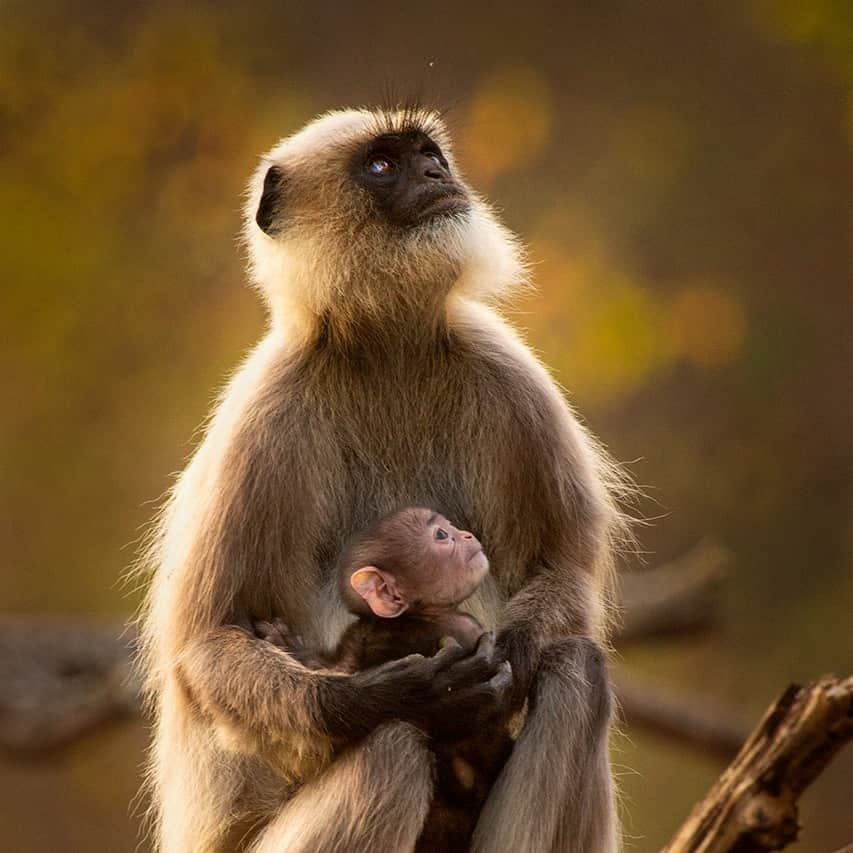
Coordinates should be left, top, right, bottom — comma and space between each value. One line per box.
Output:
302, 349, 549, 601
333, 399, 480, 523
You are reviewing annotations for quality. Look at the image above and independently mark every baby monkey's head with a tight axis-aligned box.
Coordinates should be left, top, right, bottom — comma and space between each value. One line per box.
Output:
339, 507, 489, 619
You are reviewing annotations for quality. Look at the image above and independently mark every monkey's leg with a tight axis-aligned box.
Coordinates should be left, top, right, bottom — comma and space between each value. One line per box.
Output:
470, 637, 617, 853
251, 721, 435, 853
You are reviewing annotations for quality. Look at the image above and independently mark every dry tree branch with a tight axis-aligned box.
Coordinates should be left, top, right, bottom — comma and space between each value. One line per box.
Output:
2, 626, 851, 851
0, 541, 732, 754
3, 547, 850, 850
663, 675, 853, 853
0, 613, 744, 757
614, 668, 748, 760
0, 617, 139, 754
617, 539, 730, 643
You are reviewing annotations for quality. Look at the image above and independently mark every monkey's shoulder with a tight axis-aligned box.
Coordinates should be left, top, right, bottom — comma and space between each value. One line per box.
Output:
448, 313, 571, 423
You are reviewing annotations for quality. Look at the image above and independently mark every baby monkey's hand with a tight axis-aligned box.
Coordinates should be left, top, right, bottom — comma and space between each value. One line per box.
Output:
253, 617, 303, 650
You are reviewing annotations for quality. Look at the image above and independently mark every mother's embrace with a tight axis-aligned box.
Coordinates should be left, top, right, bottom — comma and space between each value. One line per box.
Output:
139, 105, 628, 853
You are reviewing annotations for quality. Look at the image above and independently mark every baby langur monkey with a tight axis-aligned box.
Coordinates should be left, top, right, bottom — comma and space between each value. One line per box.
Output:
255, 506, 514, 853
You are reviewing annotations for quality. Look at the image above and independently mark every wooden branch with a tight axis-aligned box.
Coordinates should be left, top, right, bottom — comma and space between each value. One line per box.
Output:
2, 626, 851, 851
0, 617, 139, 754
614, 668, 748, 760
0, 614, 748, 758
617, 539, 730, 643
663, 675, 853, 853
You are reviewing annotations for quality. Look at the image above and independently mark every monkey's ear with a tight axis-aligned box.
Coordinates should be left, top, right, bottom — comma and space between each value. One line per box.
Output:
256, 165, 287, 235
350, 567, 408, 618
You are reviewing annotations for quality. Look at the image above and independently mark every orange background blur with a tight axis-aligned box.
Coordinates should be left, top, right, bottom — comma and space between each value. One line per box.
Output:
1, 1, 851, 850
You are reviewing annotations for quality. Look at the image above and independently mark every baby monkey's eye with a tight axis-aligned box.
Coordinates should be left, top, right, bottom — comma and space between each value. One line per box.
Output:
434, 528, 449, 541
366, 156, 395, 176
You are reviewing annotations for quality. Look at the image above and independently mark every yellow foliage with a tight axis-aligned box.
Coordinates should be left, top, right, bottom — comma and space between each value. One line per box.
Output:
753, 0, 834, 43
668, 284, 747, 368
522, 237, 668, 406
607, 106, 691, 188
459, 66, 553, 184
564, 284, 666, 405
524, 230, 748, 407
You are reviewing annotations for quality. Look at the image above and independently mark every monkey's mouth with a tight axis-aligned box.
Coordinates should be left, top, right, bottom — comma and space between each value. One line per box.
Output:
466, 547, 488, 570
415, 187, 470, 223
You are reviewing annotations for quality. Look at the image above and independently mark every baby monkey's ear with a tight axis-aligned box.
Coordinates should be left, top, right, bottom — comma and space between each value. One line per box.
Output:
256, 165, 287, 235
350, 567, 408, 618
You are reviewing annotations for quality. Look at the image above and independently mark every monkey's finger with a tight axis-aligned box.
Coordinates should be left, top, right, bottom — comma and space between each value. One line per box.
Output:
489, 660, 514, 698
474, 630, 497, 661
373, 652, 427, 676
474, 661, 515, 720
253, 620, 290, 647
436, 644, 501, 690
456, 631, 499, 675
447, 661, 514, 714
430, 637, 468, 671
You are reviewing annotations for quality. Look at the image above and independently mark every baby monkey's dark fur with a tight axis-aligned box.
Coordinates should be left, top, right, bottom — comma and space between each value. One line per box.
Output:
255, 507, 514, 852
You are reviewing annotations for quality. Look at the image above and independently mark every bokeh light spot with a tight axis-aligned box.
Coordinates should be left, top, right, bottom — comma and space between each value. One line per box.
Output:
459, 66, 553, 185
668, 285, 747, 368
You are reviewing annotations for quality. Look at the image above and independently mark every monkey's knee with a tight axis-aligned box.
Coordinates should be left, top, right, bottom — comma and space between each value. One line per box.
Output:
252, 722, 433, 853
368, 719, 430, 752
363, 720, 431, 760
368, 722, 434, 795
342, 720, 435, 817
534, 637, 613, 730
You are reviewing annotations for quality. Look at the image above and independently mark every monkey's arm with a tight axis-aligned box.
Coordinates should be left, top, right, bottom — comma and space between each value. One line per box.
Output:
496, 575, 593, 710
178, 625, 393, 744
176, 624, 506, 748
496, 511, 616, 711
496, 393, 620, 709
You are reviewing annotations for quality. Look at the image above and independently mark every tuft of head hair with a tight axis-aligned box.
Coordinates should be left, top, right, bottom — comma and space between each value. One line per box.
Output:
243, 106, 527, 335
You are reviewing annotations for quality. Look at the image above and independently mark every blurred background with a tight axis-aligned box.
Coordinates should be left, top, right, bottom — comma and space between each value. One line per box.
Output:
1, 0, 851, 850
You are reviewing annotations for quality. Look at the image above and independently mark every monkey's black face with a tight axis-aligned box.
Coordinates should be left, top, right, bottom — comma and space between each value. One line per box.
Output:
352, 131, 470, 229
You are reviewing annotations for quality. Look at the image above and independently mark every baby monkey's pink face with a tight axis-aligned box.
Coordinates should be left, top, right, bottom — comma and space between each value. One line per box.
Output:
347, 507, 490, 619
419, 511, 489, 608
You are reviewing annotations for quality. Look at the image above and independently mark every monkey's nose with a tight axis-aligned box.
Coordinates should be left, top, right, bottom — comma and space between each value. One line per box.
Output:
461, 531, 474, 539
415, 153, 448, 181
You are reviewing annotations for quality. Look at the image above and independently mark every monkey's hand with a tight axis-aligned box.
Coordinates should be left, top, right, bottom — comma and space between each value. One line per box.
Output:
425, 633, 515, 738
348, 632, 513, 738
495, 624, 540, 713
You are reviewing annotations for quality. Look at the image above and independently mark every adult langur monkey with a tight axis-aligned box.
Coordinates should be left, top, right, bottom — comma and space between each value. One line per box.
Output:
137, 105, 631, 853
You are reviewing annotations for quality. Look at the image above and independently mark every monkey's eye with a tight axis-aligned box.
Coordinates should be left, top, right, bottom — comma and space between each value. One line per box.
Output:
366, 156, 395, 177
423, 147, 447, 168
434, 528, 449, 541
